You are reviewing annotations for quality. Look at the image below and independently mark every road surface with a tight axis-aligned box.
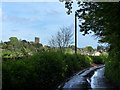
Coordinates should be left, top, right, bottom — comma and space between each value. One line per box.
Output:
58, 65, 115, 89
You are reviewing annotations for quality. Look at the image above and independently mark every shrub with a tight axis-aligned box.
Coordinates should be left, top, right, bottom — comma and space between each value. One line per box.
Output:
2, 52, 92, 90
105, 50, 120, 88
21, 46, 28, 56
65, 48, 71, 54
89, 56, 105, 64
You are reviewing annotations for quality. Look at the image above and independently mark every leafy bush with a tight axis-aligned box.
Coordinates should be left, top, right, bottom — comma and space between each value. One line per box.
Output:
2, 49, 33, 59
89, 56, 105, 64
2, 52, 92, 90
65, 48, 71, 54
2, 50, 11, 56
105, 50, 120, 88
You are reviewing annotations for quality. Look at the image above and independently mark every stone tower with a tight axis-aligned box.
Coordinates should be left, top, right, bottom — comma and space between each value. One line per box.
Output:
35, 37, 39, 43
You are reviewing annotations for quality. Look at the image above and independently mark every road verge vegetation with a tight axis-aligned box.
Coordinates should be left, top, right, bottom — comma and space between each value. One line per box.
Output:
2, 51, 105, 90
105, 51, 120, 88
89, 56, 106, 64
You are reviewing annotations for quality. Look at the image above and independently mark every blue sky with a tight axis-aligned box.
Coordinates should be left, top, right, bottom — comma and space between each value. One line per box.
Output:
2, 2, 100, 48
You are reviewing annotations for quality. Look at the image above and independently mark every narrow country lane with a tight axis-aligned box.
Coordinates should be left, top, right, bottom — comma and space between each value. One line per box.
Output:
91, 67, 114, 89
58, 65, 115, 89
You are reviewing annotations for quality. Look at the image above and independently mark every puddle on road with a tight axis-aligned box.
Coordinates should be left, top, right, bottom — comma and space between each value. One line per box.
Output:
91, 67, 115, 89
57, 65, 116, 89
57, 65, 105, 89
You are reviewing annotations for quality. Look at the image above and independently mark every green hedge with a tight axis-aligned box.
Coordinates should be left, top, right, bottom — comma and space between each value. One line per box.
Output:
89, 56, 106, 64
105, 51, 120, 88
2, 52, 92, 90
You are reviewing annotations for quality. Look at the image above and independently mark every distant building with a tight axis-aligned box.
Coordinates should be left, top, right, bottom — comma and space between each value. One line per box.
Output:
35, 37, 39, 43
93, 51, 101, 56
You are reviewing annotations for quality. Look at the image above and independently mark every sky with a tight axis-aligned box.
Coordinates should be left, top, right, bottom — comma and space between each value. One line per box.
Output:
1, 1, 101, 48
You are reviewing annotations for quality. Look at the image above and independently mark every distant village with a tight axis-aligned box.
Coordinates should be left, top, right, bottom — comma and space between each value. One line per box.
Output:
35, 37, 107, 56
76, 48, 106, 56
0, 37, 107, 56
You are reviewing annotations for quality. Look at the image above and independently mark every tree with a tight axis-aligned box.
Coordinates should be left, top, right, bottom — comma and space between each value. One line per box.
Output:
63, 1, 120, 47
21, 46, 28, 56
2, 43, 7, 49
97, 45, 104, 51
22, 40, 27, 43
30, 41, 34, 46
85, 46, 94, 53
9, 37, 20, 57
68, 45, 75, 50
8, 45, 13, 51
61, 1, 120, 87
49, 36, 56, 49
49, 26, 73, 53
9, 37, 19, 49
29, 45, 35, 52
44, 45, 51, 51
34, 43, 43, 52
62, 1, 120, 54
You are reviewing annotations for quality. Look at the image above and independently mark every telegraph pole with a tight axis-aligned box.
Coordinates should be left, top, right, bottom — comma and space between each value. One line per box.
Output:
75, 12, 77, 54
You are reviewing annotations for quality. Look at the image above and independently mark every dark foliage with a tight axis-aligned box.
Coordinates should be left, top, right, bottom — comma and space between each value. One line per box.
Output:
2, 52, 91, 90
63, 1, 120, 88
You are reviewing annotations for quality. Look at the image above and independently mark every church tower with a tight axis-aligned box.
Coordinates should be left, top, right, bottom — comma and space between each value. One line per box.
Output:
35, 37, 39, 43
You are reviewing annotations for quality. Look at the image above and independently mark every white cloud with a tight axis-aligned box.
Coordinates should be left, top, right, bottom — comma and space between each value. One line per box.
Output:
3, 13, 41, 24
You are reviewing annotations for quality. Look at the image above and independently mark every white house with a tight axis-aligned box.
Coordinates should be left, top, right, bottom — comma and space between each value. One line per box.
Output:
93, 51, 101, 56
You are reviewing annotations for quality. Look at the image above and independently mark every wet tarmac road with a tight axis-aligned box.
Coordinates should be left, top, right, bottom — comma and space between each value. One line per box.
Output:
58, 65, 115, 89
91, 67, 114, 89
